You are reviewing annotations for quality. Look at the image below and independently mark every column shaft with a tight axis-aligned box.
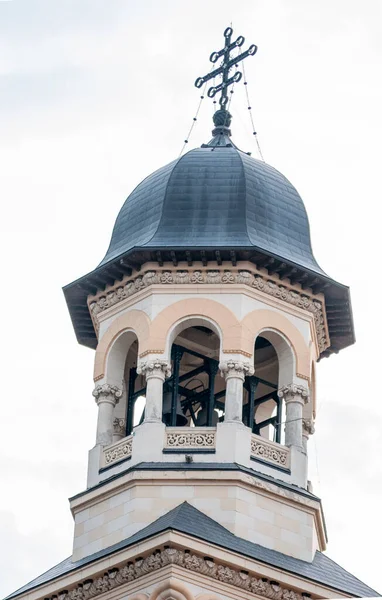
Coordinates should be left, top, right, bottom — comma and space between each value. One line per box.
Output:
137, 360, 171, 424
220, 360, 254, 423
278, 384, 310, 449
92, 384, 122, 446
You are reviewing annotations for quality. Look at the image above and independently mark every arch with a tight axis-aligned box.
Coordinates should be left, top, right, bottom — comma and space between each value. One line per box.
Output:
149, 578, 194, 600
257, 328, 295, 389
94, 309, 150, 382
166, 315, 222, 359
146, 298, 240, 359
241, 309, 310, 379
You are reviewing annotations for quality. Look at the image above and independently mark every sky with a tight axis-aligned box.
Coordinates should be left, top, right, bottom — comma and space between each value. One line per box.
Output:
0, 0, 381, 596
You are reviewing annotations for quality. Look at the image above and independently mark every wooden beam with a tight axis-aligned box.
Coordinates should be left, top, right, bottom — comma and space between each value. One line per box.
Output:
186, 250, 193, 266
282, 266, 298, 280
268, 261, 287, 276
302, 276, 320, 290
156, 251, 163, 267
215, 250, 222, 266
118, 259, 132, 276
201, 250, 207, 267
230, 250, 237, 266
170, 251, 178, 267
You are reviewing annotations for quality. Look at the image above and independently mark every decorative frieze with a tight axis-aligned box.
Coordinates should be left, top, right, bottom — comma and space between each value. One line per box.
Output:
45, 546, 308, 600
103, 435, 132, 466
137, 359, 172, 380
165, 428, 216, 450
219, 360, 254, 380
88, 266, 329, 353
251, 434, 290, 469
113, 418, 126, 436
92, 384, 122, 406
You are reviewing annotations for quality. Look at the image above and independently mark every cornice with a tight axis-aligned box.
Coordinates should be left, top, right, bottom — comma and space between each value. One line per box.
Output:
87, 262, 329, 354
43, 546, 316, 600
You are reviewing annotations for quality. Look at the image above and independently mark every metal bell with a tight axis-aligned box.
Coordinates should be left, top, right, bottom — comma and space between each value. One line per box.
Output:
162, 390, 188, 426
195, 403, 219, 427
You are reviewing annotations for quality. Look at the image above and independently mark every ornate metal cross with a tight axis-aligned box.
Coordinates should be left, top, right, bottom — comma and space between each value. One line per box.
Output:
195, 26, 257, 109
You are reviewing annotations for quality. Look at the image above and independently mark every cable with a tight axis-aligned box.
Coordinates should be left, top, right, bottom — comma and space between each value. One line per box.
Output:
242, 61, 265, 161
178, 80, 208, 157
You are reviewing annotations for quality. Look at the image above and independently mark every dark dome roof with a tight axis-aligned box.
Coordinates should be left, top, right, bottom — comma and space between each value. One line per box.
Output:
99, 136, 325, 276
64, 118, 354, 355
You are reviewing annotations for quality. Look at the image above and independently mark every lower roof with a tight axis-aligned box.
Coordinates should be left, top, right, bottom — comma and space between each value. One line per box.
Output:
6, 502, 379, 599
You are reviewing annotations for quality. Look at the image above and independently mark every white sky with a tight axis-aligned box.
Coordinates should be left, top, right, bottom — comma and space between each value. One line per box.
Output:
0, 0, 381, 596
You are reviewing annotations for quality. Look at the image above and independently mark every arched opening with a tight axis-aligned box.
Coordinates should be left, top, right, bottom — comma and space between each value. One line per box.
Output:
163, 323, 225, 427
243, 329, 295, 444
242, 336, 281, 443
106, 330, 145, 438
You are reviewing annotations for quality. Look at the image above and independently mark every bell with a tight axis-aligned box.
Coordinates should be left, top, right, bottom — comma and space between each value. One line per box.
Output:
195, 403, 219, 427
162, 390, 188, 426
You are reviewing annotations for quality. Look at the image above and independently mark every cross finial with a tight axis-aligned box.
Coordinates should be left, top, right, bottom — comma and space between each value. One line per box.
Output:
195, 27, 257, 132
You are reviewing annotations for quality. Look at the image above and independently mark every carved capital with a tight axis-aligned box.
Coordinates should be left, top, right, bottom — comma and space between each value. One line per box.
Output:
277, 383, 309, 404
113, 417, 126, 436
137, 359, 171, 380
92, 383, 122, 406
302, 418, 315, 436
219, 360, 254, 380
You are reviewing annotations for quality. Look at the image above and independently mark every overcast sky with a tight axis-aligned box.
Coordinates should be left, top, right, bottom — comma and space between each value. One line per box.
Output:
0, 0, 381, 597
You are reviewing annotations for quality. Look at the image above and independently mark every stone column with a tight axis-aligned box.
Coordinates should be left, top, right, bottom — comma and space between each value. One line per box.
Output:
302, 418, 315, 454
137, 359, 171, 423
92, 384, 122, 446
220, 360, 254, 422
278, 384, 309, 448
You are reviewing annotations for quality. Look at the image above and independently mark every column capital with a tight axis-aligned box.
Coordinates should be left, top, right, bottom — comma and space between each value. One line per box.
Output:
113, 417, 126, 436
277, 383, 310, 405
92, 383, 122, 406
302, 417, 315, 436
219, 360, 254, 381
137, 359, 171, 381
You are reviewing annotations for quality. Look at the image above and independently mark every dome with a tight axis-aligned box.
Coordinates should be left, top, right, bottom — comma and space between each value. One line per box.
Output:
99, 136, 325, 276
64, 115, 354, 355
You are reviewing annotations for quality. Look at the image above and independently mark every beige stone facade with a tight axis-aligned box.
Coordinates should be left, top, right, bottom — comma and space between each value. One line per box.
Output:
70, 467, 324, 563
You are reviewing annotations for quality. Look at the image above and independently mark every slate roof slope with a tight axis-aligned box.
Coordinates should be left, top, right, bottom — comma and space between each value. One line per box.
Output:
99, 143, 325, 277
6, 502, 379, 599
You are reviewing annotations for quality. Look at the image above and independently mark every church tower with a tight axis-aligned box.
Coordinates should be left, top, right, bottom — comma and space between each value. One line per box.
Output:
6, 27, 379, 600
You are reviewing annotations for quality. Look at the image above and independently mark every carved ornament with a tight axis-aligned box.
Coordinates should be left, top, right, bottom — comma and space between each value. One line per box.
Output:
137, 360, 172, 380
277, 384, 310, 404
103, 435, 132, 465
113, 418, 126, 436
92, 384, 122, 405
219, 360, 254, 380
302, 418, 315, 436
251, 435, 290, 468
88, 267, 329, 353
165, 429, 216, 449
45, 546, 308, 600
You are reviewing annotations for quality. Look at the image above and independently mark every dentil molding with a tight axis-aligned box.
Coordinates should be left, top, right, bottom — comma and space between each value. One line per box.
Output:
88, 266, 329, 353
44, 546, 310, 600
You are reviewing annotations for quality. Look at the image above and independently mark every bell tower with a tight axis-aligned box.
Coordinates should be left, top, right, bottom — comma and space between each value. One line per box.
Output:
6, 27, 378, 600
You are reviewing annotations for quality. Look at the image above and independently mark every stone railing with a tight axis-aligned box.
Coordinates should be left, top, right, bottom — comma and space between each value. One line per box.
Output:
250, 434, 290, 469
165, 427, 216, 451
102, 435, 133, 467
